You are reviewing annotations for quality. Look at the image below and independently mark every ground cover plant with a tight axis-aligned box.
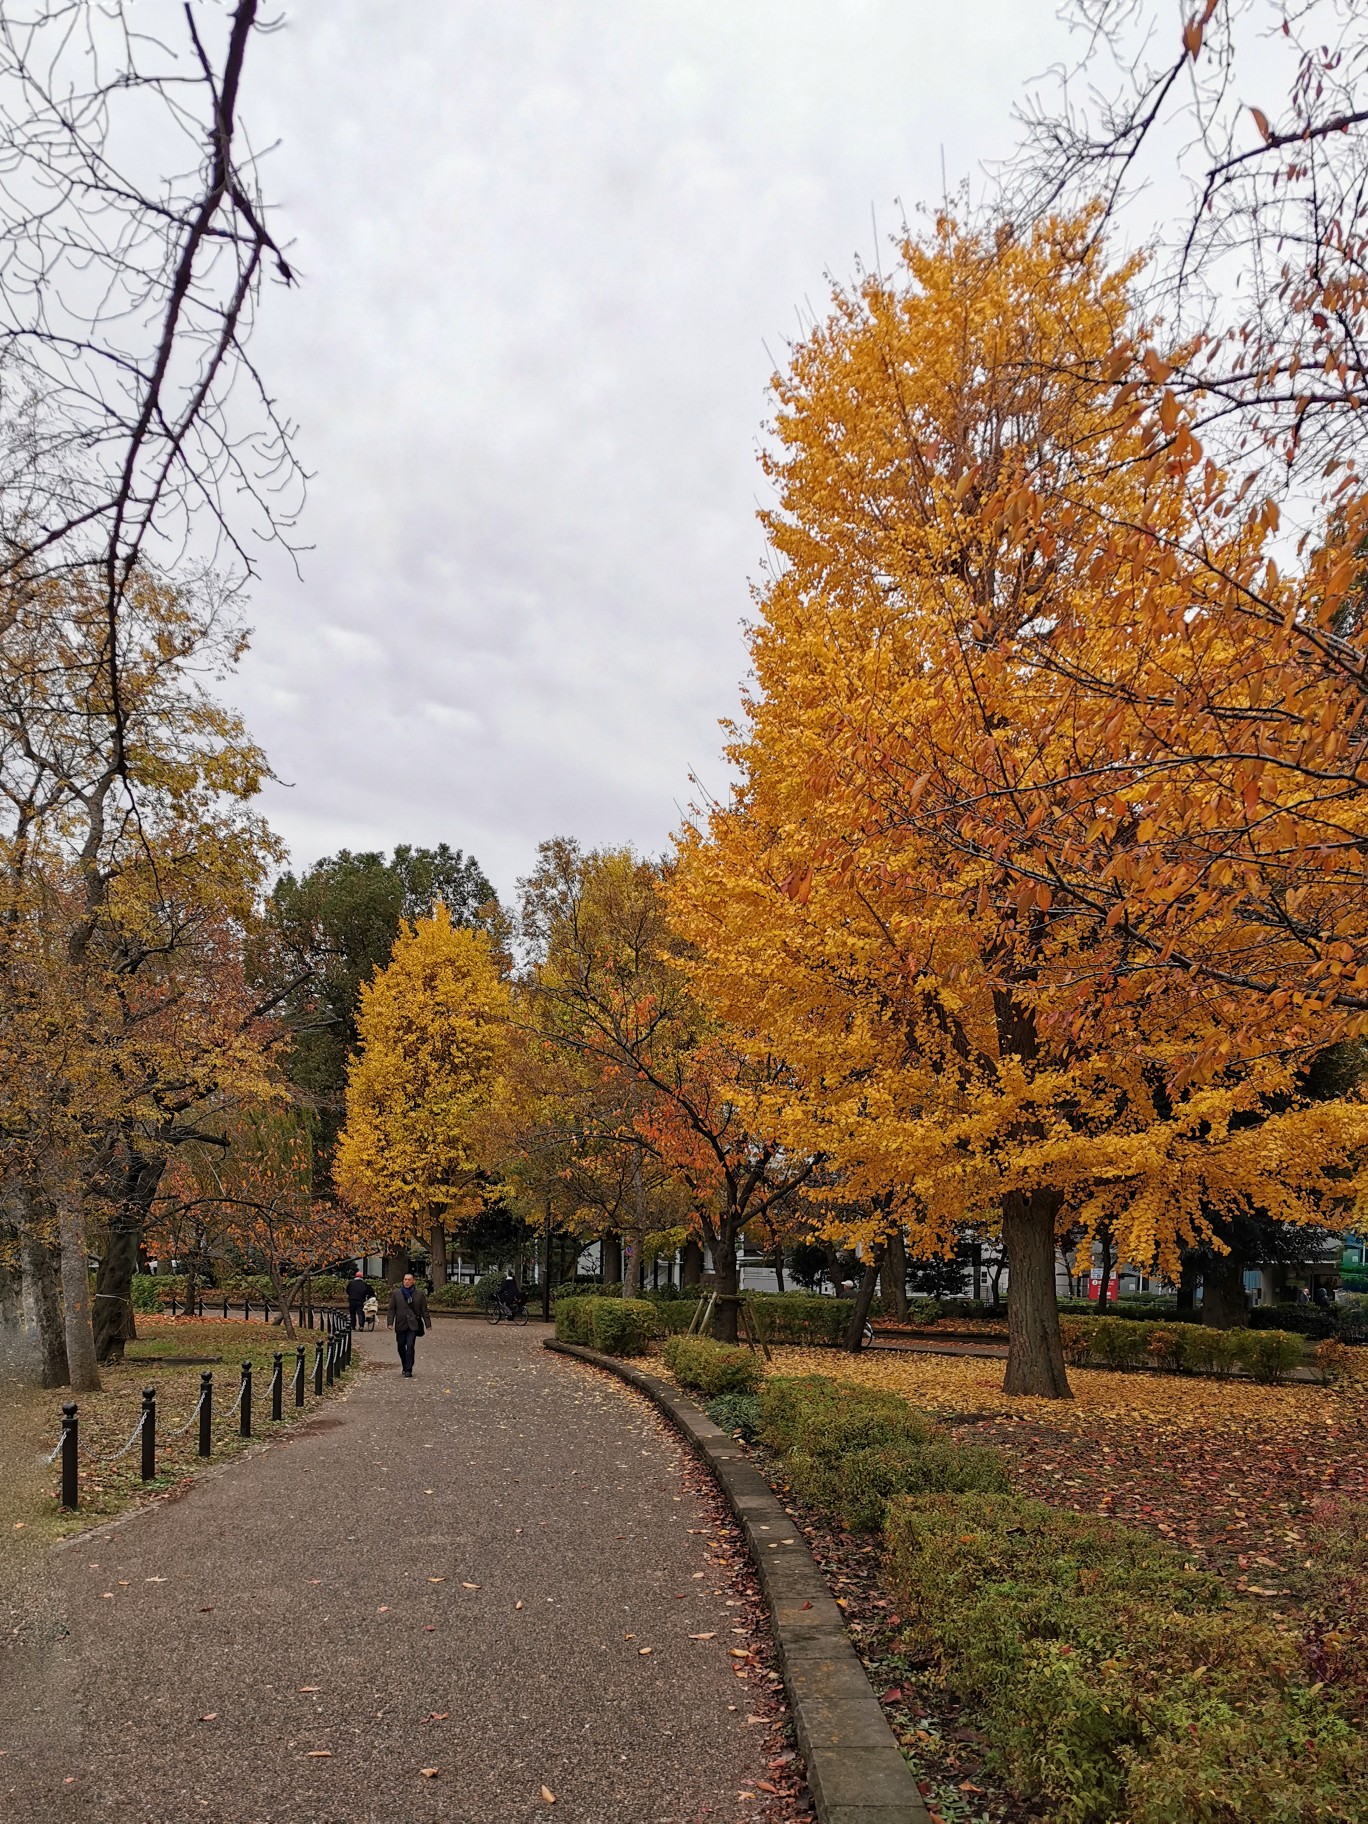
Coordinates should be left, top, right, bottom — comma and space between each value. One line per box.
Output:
2, 1317, 354, 1550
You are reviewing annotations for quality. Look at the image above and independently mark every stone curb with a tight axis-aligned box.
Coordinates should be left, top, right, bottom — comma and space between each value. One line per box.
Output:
545, 1340, 933, 1824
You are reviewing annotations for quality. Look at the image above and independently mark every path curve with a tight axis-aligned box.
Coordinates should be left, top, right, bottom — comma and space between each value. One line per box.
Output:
1, 1322, 780, 1823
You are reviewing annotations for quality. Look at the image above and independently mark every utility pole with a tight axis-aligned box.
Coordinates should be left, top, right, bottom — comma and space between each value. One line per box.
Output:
541, 1189, 553, 1323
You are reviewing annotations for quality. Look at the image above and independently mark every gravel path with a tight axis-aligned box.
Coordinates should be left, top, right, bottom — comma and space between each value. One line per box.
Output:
1, 1322, 780, 1823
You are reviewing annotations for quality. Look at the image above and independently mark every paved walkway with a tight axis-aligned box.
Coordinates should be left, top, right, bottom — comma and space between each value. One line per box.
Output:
1, 1323, 775, 1823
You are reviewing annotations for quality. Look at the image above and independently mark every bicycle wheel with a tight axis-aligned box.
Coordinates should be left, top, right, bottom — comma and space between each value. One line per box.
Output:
862, 1320, 875, 1347
513, 1304, 529, 1326
486, 1305, 503, 1325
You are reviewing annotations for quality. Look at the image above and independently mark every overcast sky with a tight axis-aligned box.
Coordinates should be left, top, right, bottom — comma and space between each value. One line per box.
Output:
233, 2, 1081, 902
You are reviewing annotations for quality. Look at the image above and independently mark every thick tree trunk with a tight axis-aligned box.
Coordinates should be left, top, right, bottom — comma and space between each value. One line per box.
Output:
881, 1229, 908, 1320
430, 1221, 448, 1287
385, 1249, 412, 1286
57, 1191, 101, 1393
22, 1227, 69, 1387
710, 1230, 740, 1343
93, 1150, 163, 1364
1202, 1250, 1248, 1328
681, 1238, 704, 1287
844, 1243, 885, 1353
1001, 1190, 1071, 1398
600, 1231, 622, 1286
93, 1222, 141, 1364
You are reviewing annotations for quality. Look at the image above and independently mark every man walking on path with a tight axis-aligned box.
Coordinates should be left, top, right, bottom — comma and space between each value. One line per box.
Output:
347, 1269, 368, 1329
386, 1271, 429, 1375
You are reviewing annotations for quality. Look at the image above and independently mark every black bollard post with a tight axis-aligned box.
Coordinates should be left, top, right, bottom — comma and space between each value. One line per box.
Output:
60, 1402, 78, 1510
198, 1372, 213, 1457
294, 1345, 305, 1407
198, 1295, 204, 1317
170, 1295, 178, 1317
244, 1298, 250, 1322
222, 1295, 228, 1319
313, 1340, 324, 1396
325, 1333, 335, 1386
140, 1387, 156, 1482
240, 1361, 252, 1438
271, 1352, 283, 1422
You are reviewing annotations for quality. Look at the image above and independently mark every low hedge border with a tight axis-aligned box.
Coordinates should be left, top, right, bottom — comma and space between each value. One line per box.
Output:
544, 1340, 933, 1824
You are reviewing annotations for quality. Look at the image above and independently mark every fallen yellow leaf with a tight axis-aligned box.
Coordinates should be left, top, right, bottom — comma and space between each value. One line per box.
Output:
540, 1785, 556, 1804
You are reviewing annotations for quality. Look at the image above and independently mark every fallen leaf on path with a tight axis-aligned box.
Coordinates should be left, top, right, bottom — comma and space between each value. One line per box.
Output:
515, 1600, 524, 1610
199, 1714, 217, 1723
540, 1785, 556, 1803
638, 1646, 652, 1655
688, 1632, 716, 1640
745, 1714, 766, 1725
377, 1606, 390, 1613
421, 1713, 448, 1724
419, 1768, 439, 1778
145, 1576, 167, 1584
199, 1605, 214, 1613
428, 1576, 445, 1583
461, 1582, 479, 1590
298, 1686, 320, 1693
304, 1750, 332, 1758
423, 1625, 436, 1633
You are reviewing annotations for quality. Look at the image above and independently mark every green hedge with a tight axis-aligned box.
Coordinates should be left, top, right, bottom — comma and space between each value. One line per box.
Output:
746, 1292, 851, 1346
428, 1282, 477, 1309
886, 1493, 1367, 1824
833, 1439, 1009, 1531
1058, 1314, 1306, 1381
662, 1334, 763, 1396
553, 1295, 656, 1356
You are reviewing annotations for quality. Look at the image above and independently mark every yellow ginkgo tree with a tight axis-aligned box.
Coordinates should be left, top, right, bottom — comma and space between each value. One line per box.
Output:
334, 905, 509, 1277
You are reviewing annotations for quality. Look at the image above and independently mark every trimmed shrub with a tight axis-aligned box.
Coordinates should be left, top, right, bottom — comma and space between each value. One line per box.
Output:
1175, 1325, 1239, 1375
783, 1389, 933, 1513
428, 1282, 477, 1309
1059, 1315, 1095, 1364
833, 1438, 1009, 1532
553, 1298, 591, 1345
662, 1334, 763, 1395
589, 1297, 657, 1357
1231, 1326, 1305, 1384
885, 1492, 1367, 1824
1249, 1303, 1338, 1339
746, 1292, 850, 1347
649, 1299, 700, 1336
706, 1392, 761, 1440
758, 1375, 846, 1454
1090, 1316, 1149, 1369
1315, 1338, 1365, 1385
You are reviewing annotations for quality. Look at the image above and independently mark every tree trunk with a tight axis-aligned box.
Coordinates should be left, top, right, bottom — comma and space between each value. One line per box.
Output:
681, 1238, 704, 1287
1176, 1254, 1199, 1313
881, 1228, 908, 1320
1001, 1189, 1071, 1398
844, 1244, 885, 1352
1202, 1250, 1248, 1328
430, 1221, 448, 1287
22, 1226, 69, 1387
93, 1149, 163, 1364
710, 1229, 740, 1343
57, 1191, 101, 1392
771, 1245, 786, 1294
600, 1231, 622, 1286
1094, 1226, 1115, 1314
385, 1249, 411, 1286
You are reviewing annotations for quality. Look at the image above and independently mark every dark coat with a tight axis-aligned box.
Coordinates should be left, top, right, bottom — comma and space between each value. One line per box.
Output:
347, 1277, 368, 1310
387, 1285, 430, 1334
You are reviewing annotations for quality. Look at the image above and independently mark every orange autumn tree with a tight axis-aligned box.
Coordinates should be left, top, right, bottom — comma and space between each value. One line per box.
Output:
671, 210, 1368, 1397
334, 905, 509, 1279
516, 839, 818, 1340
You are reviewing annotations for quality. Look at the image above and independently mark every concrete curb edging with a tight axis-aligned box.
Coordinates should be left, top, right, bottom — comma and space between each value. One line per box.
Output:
545, 1340, 933, 1824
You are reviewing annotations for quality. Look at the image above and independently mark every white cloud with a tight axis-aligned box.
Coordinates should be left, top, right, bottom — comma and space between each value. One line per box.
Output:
227, 1, 1077, 900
